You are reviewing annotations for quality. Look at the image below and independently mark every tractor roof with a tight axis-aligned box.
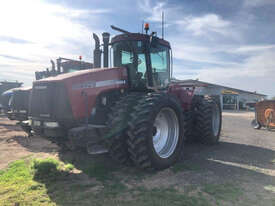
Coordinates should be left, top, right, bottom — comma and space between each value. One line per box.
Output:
111, 33, 171, 48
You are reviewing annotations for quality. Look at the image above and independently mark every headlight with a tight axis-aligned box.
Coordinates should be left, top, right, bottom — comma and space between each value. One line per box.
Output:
33, 120, 41, 127
44, 122, 59, 128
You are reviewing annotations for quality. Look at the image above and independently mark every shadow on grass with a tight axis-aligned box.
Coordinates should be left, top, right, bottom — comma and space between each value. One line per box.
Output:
1, 142, 274, 206
30, 157, 214, 206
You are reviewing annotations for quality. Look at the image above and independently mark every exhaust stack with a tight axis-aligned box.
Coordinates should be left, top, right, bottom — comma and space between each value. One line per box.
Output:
102, 32, 110, 68
93, 33, 101, 68
56, 58, 61, 73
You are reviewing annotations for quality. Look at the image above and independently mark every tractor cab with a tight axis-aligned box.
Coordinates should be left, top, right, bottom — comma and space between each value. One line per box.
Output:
110, 26, 171, 90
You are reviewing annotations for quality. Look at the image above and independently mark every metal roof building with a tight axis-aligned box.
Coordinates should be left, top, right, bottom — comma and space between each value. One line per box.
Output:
176, 79, 267, 110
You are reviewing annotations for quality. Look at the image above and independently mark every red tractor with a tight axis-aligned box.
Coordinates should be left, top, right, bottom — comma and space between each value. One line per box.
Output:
27, 25, 222, 170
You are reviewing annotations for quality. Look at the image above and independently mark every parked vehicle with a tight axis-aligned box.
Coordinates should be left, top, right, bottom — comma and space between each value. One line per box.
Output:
252, 100, 275, 130
24, 24, 222, 170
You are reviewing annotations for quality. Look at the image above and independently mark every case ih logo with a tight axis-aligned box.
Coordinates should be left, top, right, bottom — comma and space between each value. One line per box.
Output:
72, 80, 126, 90
34, 85, 47, 90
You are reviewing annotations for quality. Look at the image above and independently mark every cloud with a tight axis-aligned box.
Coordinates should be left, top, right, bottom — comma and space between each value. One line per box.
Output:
138, 0, 163, 22
138, 0, 181, 25
181, 14, 231, 36
231, 45, 275, 53
0, 0, 105, 84
195, 49, 275, 95
0, 36, 32, 44
244, 0, 275, 7
0, 55, 33, 62
138, 0, 236, 40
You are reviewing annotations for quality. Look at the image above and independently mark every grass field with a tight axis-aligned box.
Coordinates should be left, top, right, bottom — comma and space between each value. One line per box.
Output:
0, 157, 272, 206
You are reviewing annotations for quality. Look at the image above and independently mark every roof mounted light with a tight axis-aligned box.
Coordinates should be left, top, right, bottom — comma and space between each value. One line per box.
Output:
144, 23, 149, 34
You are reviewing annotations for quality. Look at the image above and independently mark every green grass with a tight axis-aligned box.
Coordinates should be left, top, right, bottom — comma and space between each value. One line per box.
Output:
171, 162, 201, 173
132, 187, 212, 206
64, 163, 74, 171
0, 159, 54, 206
1, 158, 265, 206
0, 158, 216, 206
202, 183, 242, 202
264, 185, 275, 193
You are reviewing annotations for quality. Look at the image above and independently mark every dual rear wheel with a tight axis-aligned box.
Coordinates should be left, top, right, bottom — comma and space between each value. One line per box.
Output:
108, 93, 222, 170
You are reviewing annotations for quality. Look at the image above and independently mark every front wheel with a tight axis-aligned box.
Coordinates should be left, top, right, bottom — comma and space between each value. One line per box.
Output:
127, 93, 185, 170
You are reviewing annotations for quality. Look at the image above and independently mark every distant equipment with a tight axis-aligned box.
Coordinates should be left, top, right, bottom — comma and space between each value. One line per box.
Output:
252, 100, 275, 130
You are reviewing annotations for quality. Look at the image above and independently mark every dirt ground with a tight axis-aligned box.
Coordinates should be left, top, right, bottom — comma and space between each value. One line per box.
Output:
0, 111, 274, 205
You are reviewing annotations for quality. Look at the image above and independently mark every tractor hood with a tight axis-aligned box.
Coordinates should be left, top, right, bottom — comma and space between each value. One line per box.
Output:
35, 67, 127, 83
30, 67, 128, 125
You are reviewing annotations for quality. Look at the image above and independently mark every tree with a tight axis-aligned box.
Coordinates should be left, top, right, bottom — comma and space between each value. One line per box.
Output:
271, 96, 275, 100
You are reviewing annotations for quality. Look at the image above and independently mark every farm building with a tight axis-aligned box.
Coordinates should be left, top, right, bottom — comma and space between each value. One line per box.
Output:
175, 79, 267, 110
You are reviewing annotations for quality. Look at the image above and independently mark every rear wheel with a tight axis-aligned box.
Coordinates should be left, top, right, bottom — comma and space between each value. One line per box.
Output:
193, 96, 222, 144
127, 93, 185, 170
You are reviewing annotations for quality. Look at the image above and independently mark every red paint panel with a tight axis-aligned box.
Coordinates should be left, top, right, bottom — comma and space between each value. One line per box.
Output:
168, 84, 194, 111
65, 67, 128, 119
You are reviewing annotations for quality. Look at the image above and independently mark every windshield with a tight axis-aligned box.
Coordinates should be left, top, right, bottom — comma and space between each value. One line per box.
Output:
112, 40, 170, 88
113, 40, 147, 88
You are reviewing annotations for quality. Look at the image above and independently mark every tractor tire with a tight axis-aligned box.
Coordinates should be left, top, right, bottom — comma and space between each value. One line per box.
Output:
127, 93, 185, 170
106, 93, 140, 166
193, 96, 222, 144
184, 95, 204, 143
183, 110, 196, 143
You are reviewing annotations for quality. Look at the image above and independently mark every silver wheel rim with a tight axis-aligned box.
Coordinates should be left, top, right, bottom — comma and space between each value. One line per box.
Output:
152, 107, 179, 159
212, 104, 220, 136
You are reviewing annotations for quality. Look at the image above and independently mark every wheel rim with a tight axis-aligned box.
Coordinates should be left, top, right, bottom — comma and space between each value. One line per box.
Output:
152, 107, 179, 159
212, 104, 220, 136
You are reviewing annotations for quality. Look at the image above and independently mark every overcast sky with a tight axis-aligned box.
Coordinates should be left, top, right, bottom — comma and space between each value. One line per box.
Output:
0, 0, 274, 96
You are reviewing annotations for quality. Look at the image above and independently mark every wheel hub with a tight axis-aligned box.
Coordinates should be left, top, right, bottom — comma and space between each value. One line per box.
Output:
153, 108, 179, 159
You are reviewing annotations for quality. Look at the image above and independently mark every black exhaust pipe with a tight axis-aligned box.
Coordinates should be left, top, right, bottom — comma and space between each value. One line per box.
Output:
93, 33, 101, 68
56, 58, 61, 74
50, 59, 57, 75
102, 32, 110, 68
50, 59, 55, 71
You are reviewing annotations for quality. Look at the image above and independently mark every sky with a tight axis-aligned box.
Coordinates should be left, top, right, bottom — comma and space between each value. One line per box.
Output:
0, 0, 275, 97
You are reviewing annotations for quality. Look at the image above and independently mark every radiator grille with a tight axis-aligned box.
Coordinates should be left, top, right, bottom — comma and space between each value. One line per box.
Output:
30, 82, 55, 118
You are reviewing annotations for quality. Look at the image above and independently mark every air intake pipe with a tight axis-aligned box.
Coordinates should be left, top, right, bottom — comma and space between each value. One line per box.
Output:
93, 33, 101, 68
50, 59, 55, 71
50, 59, 57, 75
56, 58, 61, 74
102, 32, 110, 68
